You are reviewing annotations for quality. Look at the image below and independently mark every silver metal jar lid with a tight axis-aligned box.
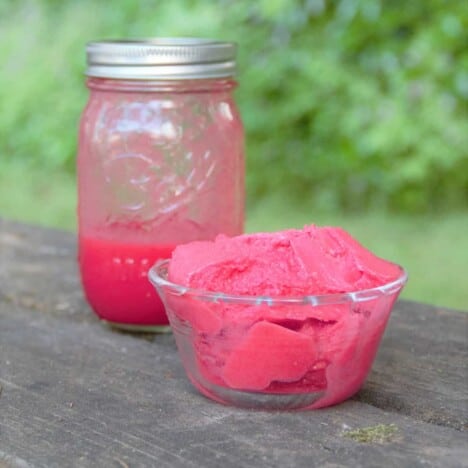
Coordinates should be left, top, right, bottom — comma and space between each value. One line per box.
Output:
86, 38, 237, 80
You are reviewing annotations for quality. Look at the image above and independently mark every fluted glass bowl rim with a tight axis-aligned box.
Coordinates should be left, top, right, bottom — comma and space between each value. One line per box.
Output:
149, 259, 408, 306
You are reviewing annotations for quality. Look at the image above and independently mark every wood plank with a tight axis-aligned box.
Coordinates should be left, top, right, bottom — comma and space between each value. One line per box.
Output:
1, 303, 467, 468
1, 218, 467, 427
357, 300, 468, 431
1, 219, 467, 467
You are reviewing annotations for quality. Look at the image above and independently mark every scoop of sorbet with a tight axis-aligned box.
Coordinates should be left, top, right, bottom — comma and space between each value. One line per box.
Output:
168, 225, 401, 295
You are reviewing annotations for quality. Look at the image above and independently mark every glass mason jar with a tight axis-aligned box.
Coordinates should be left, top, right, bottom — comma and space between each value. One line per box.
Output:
77, 39, 245, 331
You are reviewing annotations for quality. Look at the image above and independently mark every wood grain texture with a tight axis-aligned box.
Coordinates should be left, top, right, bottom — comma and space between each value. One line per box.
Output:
0, 219, 467, 468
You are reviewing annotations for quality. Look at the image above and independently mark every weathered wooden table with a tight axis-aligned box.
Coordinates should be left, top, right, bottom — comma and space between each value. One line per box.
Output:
0, 219, 467, 468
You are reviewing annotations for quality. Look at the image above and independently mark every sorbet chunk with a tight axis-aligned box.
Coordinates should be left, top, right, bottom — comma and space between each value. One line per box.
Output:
222, 321, 317, 390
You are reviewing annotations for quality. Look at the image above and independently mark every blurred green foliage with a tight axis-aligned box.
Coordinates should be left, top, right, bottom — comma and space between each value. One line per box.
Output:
1, 0, 467, 212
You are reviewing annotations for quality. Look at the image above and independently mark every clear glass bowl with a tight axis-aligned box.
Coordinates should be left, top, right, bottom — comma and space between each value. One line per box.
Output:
149, 259, 407, 410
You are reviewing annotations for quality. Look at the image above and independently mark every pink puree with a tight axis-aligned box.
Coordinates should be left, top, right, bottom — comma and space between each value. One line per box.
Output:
168, 225, 402, 406
80, 237, 175, 325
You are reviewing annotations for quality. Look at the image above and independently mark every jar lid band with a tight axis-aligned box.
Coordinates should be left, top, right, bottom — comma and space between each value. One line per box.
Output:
86, 38, 237, 80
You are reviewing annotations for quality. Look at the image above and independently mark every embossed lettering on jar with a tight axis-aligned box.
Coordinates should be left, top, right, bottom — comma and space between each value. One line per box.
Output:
77, 39, 245, 331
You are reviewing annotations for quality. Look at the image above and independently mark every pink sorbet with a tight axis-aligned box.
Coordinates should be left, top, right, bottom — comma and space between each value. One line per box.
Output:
168, 225, 401, 295
163, 225, 405, 409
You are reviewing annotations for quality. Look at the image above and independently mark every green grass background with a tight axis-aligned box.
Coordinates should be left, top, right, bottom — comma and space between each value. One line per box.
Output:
0, 0, 467, 311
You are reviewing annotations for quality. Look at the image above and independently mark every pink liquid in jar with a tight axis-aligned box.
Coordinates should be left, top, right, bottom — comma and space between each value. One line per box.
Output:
79, 238, 175, 326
